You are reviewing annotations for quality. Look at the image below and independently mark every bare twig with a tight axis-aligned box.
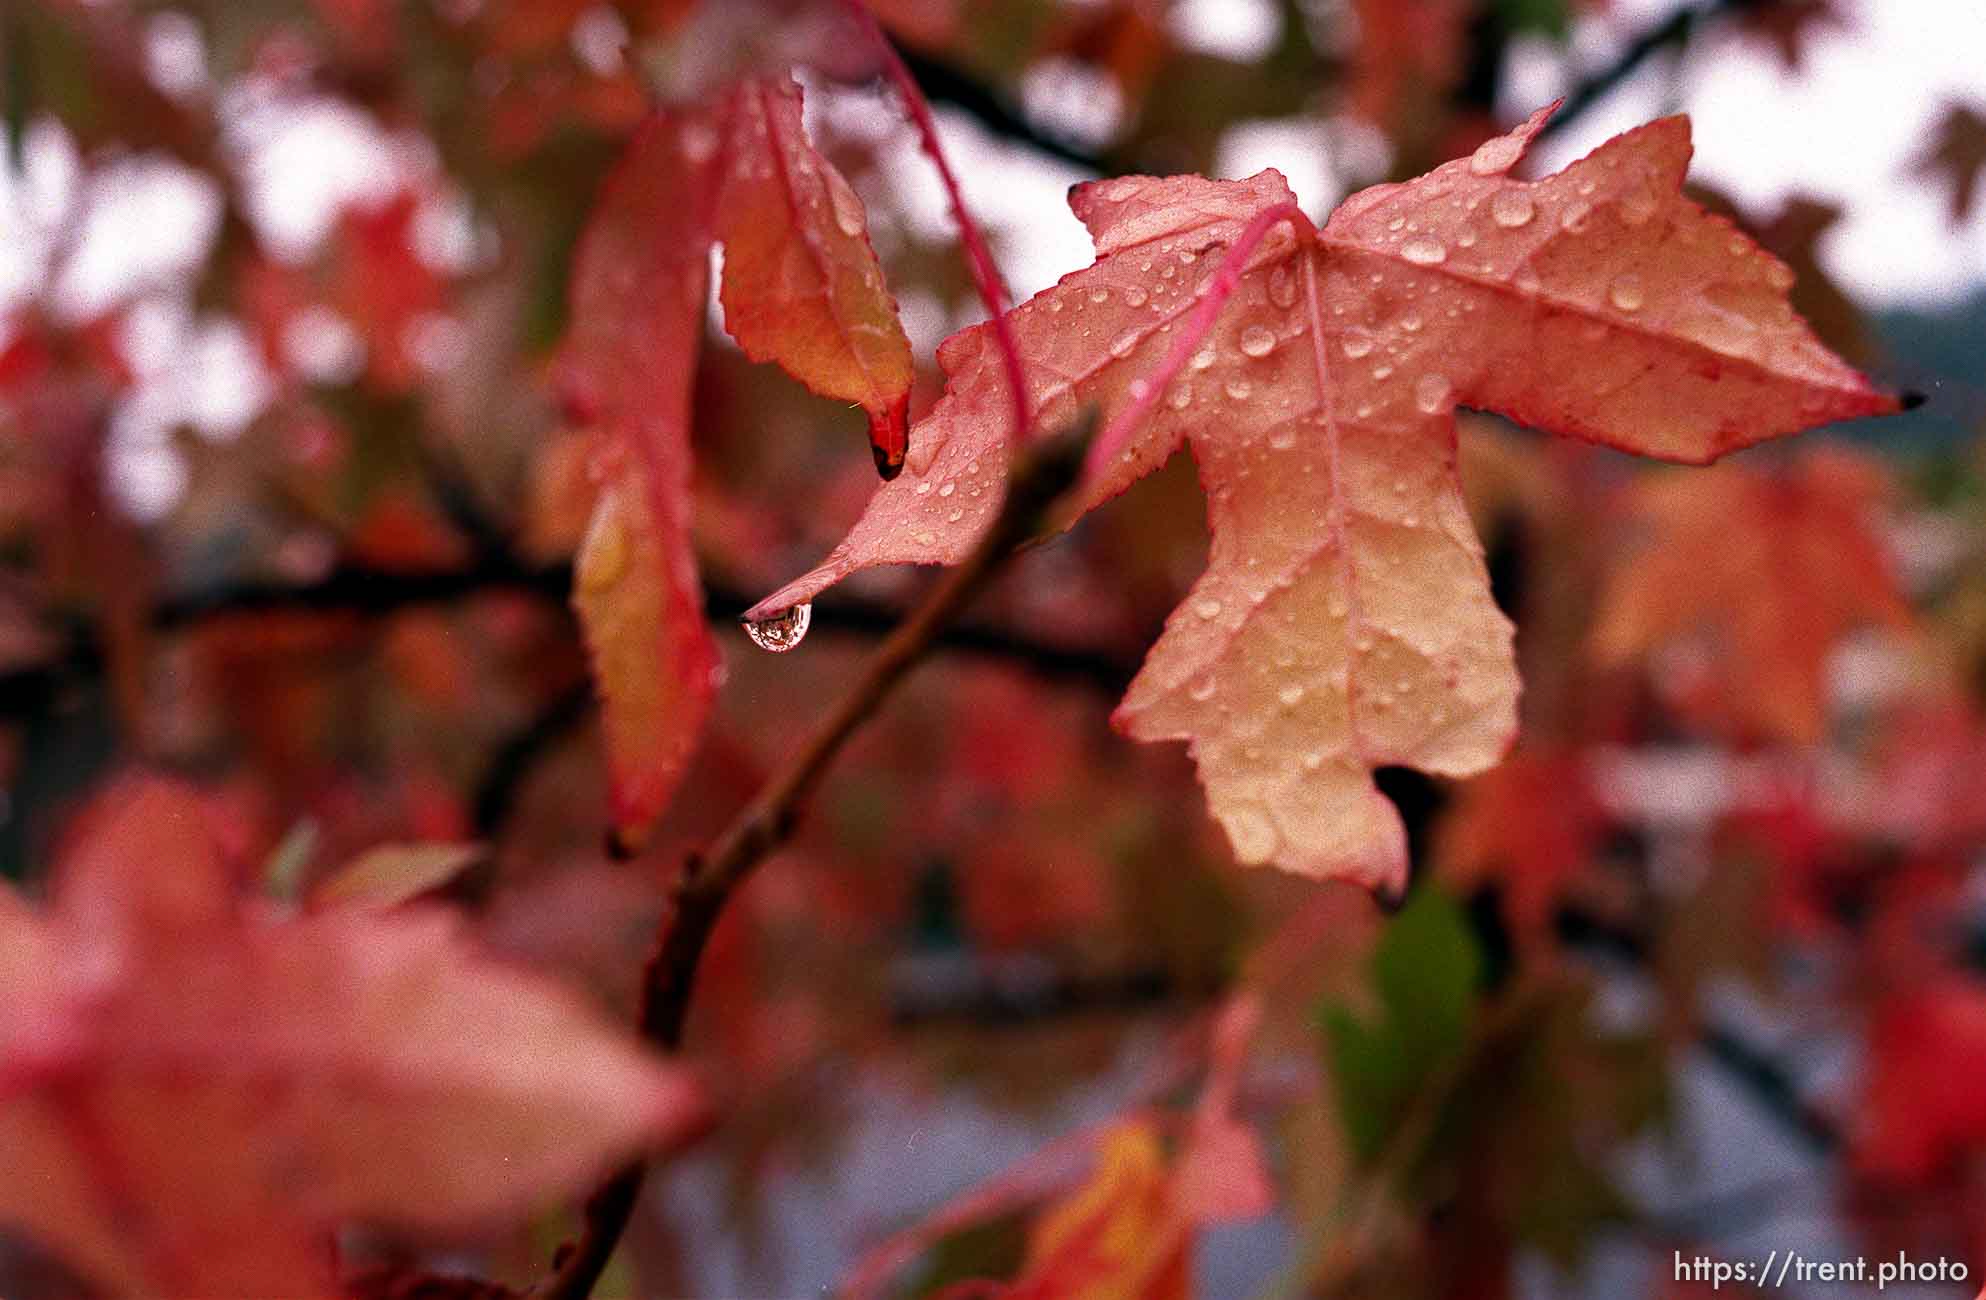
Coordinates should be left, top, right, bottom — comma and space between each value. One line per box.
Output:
530, 417, 1094, 1300
1085, 201, 1314, 476
842, 0, 1031, 444
1261, 977, 1556, 1300
1537, 0, 1751, 142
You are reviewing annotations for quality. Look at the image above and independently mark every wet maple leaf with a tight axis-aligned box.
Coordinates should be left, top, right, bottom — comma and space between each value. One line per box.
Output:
1591, 446, 1910, 745
750, 105, 1895, 891
715, 77, 916, 473
0, 778, 704, 1298
563, 77, 909, 848
1912, 102, 1986, 224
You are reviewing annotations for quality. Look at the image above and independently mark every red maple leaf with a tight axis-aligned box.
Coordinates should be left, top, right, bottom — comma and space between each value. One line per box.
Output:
748, 104, 1894, 892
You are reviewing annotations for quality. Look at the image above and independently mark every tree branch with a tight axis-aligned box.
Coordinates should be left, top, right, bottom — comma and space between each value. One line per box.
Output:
1537, 0, 1754, 142
529, 417, 1094, 1300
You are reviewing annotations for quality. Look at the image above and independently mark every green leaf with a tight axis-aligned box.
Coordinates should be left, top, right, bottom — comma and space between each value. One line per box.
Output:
1317, 887, 1484, 1159
1497, 0, 1572, 40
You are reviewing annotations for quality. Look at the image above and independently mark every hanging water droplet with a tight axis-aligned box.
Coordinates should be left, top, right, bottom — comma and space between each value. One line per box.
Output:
1490, 189, 1534, 228
1608, 273, 1645, 312
743, 603, 811, 653
1341, 330, 1375, 359
1470, 133, 1524, 176
1401, 236, 1447, 266
1413, 372, 1452, 413
1110, 330, 1139, 358
1238, 325, 1276, 357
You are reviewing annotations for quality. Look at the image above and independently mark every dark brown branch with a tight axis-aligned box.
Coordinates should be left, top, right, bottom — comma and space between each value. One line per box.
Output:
0, 555, 1141, 720
1537, 0, 1752, 141
529, 419, 1094, 1300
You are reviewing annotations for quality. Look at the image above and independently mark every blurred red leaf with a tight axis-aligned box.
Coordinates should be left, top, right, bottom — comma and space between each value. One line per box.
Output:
752, 106, 1894, 891
561, 112, 724, 851
1436, 747, 1608, 949
329, 191, 446, 394
1592, 447, 1911, 744
1175, 995, 1275, 1224
1856, 977, 1986, 1184
1347, 0, 1470, 132
0, 777, 704, 1297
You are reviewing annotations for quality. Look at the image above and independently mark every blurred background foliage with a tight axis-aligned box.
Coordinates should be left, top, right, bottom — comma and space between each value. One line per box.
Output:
2, 0, 1985, 1295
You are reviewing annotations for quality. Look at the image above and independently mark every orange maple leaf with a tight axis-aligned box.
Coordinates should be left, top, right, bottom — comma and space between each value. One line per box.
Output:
1591, 446, 1911, 745
750, 105, 1895, 892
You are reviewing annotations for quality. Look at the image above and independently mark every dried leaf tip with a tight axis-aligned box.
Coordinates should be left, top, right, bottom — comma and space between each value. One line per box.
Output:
869, 391, 911, 479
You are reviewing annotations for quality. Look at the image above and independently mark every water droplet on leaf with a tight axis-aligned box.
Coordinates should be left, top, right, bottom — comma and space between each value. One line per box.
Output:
1401, 236, 1447, 266
1268, 264, 1299, 308
1238, 325, 1276, 357
1224, 806, 1279, 862
1470, 134, 1524, 176
1413, 372, 1452, 413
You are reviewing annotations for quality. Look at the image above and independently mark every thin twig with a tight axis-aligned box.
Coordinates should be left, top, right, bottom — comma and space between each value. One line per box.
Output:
529, 416, 1094, 1300
842, 0, 1031, 444
1259, 977, 1555, 1300
1085, 201, 1314, 476
1536, 0, 1749, 141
